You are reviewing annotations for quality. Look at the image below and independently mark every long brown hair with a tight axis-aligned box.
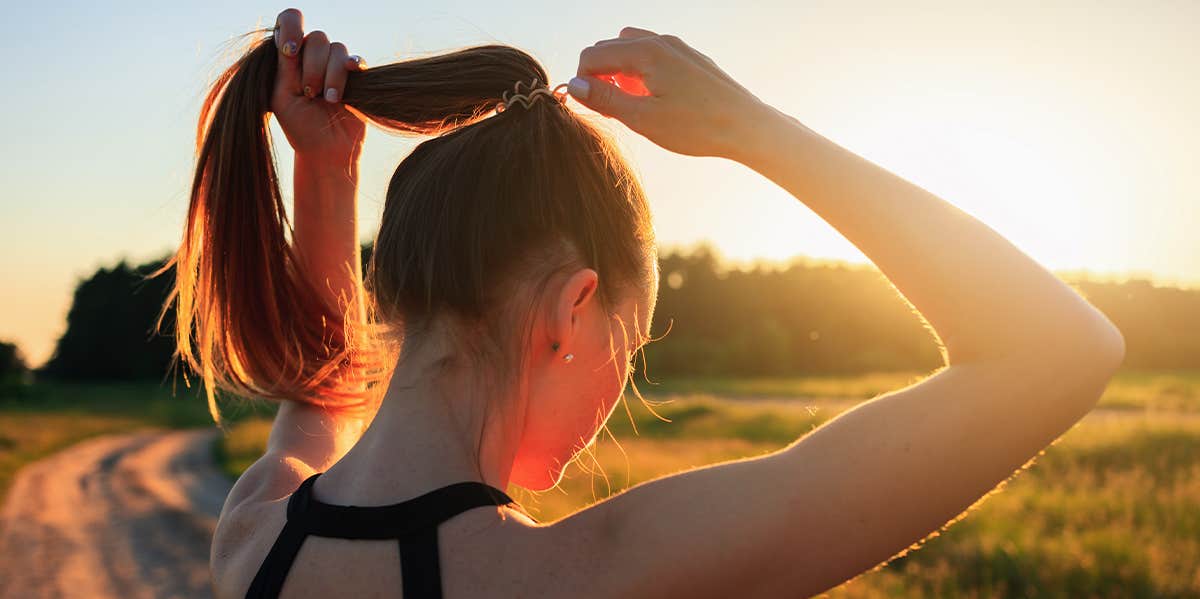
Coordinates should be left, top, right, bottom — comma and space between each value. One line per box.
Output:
160, 31, 656, 426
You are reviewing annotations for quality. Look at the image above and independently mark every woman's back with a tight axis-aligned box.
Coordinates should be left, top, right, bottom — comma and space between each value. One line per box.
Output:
213, 471, 548, 598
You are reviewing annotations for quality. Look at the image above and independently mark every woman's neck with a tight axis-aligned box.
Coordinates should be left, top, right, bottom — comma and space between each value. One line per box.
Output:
314, 341, 523, 505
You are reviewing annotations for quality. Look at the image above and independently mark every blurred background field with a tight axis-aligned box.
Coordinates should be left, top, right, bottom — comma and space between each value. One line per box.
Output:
3, 246, 1199, 597
5, 368, 1195, 597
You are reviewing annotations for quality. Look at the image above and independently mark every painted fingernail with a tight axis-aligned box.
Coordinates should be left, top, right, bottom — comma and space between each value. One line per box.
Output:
281, 40, 298, 57
350, 55, 366, 70
324, 87, 339, 103
303, 85, 313, 98
567, 77, 590, 101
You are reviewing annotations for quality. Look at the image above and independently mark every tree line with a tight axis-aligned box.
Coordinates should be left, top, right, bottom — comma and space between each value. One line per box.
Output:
14, 243, 1197, 383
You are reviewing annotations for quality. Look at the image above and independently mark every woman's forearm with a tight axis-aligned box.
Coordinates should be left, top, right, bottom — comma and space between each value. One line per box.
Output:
292, 154, 364, 327
735, 106, 1123, 367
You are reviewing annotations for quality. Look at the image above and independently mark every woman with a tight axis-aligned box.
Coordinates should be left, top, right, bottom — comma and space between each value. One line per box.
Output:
180, 8, 1125, 598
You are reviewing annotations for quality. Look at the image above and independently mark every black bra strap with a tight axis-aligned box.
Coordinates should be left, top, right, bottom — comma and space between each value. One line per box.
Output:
245, 473, 517, 598
244, 475, 322, 597
291, 475, 515, 539
399, 526, 443, 599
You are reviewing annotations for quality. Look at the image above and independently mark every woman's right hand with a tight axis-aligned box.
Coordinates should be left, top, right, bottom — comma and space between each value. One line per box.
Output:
568, 28, 777, 162
271, 8, 367, 166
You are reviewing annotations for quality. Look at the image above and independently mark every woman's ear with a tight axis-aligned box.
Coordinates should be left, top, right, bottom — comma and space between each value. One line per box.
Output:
552, 268, 600, 353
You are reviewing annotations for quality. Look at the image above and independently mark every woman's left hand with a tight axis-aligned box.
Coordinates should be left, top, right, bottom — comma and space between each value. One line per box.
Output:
568, 27, 769, 162
271, 8, 367, 165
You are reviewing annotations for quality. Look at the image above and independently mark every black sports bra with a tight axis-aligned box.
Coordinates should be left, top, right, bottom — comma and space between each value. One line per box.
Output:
245, 472, 519, 598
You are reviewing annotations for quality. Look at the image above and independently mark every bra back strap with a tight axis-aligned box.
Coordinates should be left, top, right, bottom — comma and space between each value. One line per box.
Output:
244, 518, 310, 598
243, 475, 321, 598
398, 526, 444, 599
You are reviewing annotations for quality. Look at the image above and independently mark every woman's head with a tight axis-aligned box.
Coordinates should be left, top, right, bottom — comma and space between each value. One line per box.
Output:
357, 46, 659, 488
163, 33, 658, 489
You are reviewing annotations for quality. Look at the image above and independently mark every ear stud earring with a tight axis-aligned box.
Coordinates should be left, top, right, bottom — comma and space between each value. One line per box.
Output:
551, 342, 574, 363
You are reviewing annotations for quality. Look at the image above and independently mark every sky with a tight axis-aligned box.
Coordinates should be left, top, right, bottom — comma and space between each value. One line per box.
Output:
1, 0, 1197, 366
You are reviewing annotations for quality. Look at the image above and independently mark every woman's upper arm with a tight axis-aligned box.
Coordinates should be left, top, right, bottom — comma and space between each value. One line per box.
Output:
221, 401, 369, 512
537, 351, 1122, 599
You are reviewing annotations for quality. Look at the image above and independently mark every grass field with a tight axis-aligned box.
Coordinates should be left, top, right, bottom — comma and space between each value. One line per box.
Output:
4, 371, 1199, 596
0, 381, 266, 503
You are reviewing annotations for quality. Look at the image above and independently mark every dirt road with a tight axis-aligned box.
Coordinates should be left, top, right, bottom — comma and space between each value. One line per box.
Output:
0, 429, 231, 599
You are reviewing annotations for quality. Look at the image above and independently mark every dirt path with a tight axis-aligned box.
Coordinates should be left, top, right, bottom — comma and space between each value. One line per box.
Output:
0, 429, 231, 599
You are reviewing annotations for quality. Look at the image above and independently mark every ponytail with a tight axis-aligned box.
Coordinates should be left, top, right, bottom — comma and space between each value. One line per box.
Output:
161, 30, 651, 426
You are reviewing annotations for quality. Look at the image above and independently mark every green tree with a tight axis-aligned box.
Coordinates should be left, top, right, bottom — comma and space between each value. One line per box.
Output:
0, 340, 28, 384
39, 259, 177, 381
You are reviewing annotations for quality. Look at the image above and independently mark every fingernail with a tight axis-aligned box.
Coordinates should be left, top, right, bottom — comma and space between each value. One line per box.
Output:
568, 76, 590, 101
350, 55, 366, 70
324, 87, 338, 103
303, 85, 313, 98
281, 40, 298, 57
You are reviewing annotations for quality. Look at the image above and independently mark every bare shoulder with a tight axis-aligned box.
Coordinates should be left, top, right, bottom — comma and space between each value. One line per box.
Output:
209, 463, 596, 599
480, 502, 624, 599
226, 449, 317, 511
210, 452, 315, 598
211, 498, 282, 598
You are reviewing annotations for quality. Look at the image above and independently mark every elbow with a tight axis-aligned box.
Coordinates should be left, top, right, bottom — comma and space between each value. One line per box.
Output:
1020, 314, 1126, 423
1006, 305, 1126, 386
1094, 319, 1126, 376
1080, 307, 1126, 374
1056, 311, 1126, 389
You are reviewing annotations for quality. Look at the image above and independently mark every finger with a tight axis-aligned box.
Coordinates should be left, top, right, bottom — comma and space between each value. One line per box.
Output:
577, 39, 660, 78
274, 8, 304, 95
657, 33, 690, 53
594, 26, 655, 47
300, 30, 330, 99
619, 26, 658, 39
323, 42, 350, 103
345, 54, 367, 71
567, 75, 651, 127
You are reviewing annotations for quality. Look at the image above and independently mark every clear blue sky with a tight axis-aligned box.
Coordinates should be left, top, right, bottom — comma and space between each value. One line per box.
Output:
2, 0, 1197, 365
